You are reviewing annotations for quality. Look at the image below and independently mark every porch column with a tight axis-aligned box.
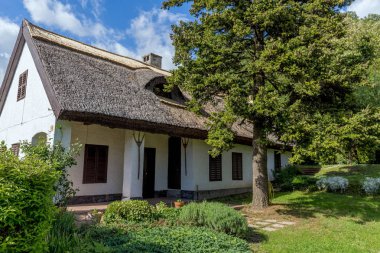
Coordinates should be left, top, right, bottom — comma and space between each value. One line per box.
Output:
53, 120, 72, 149
122, 130, 144, 199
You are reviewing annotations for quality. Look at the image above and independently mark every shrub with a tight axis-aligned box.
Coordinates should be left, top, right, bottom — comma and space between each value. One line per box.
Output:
179, 202, 248, 237
274, 165, 301, 191
291, 175, 318, 191
363, 177, 380, 195
0, 143, 60, 252
103, 200, 155, 223
47, 210, 80, 253
155, 201, 180, 224
21, 141, 81, 208
316, 176, 349, 193
76, 224, 251, 253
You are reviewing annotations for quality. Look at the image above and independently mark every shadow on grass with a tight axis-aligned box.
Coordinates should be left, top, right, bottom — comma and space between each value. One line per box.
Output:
245, 227, 268, 244
274, 191, 380, 223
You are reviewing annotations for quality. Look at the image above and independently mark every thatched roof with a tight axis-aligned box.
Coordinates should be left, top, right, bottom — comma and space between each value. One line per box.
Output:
1, 20, 258, 145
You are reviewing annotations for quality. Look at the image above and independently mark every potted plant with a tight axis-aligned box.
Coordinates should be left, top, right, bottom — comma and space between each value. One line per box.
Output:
174, 199, 185, 208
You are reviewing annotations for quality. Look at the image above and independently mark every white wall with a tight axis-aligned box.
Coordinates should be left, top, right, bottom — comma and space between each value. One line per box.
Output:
69, 122, 125, 196
190, 140, 253, 191
144, 133, 169, 191
0, 43, 56, 146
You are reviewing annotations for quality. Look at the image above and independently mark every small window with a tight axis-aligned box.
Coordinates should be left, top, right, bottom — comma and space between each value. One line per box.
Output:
83, 144, 109, 184
17, 70, 28, 101
153, 83, 172, 99
209, 154, 222, 181
232, 152, 243, 180
274, 152, 282, 173
11, 143, 20, 156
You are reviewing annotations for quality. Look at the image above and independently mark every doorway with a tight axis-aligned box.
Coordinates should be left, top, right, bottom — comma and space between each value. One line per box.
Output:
168, 137, 181, 189
143, 148, 156, 198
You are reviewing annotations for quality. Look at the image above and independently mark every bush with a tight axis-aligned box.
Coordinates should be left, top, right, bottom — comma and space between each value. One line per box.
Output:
316, 176, 349, 193
103, 200, 155, 223
291, 175, 318, 191
0, 143, 60, 252
179, 202, 248, 237
363, 177, 380, 195
47, 210, 80, 253
155, 201, 180, 224
274, 165, 301, 191
76, 224, 251, 253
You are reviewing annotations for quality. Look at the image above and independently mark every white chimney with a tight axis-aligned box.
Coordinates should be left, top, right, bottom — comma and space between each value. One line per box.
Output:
143, 53, 162, 68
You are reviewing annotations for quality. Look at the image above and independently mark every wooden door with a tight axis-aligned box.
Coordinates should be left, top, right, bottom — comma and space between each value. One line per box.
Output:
143, 148, 156, 198
168, 137, 181, 189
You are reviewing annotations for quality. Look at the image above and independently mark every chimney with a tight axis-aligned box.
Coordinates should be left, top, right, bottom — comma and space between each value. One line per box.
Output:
142, 53, 162, 68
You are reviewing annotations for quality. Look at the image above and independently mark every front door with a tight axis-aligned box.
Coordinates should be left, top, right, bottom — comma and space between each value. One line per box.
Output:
143, 148, 156, 198
168, 137, 181, 189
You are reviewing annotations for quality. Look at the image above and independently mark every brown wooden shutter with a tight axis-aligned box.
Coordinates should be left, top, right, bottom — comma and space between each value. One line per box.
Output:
83, 144, 108, 184
209, 154, 222, 181
17, 70, 28, 101
11, 143, 20, 156
274, 151, 282, 173
232, 152, 243, 180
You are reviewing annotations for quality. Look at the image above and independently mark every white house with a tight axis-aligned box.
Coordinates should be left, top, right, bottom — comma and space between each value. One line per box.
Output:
0, 20, 291, 204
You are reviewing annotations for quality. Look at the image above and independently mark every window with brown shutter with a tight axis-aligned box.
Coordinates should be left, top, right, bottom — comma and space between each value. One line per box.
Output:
232, 152, 243, 180
209, 154, 222, 181
11, 143, 20, 156
83, 144, 108, 184
17, 70, 28, 101
274, 151, 282, 173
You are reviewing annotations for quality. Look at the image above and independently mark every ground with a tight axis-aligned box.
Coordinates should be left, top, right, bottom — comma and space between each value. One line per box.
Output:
217, 164, 380, 252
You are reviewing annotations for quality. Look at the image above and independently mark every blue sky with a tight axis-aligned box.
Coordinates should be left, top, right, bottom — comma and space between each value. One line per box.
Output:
0, 0, 379, 82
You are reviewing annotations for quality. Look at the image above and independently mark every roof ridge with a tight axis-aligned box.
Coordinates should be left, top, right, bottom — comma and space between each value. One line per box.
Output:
23, 19, 171, 76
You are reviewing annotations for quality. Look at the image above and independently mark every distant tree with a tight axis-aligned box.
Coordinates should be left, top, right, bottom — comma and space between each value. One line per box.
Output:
163, 0, 373, 209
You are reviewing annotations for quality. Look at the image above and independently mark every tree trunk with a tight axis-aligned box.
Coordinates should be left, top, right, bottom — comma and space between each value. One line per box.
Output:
252, 123, 269, 209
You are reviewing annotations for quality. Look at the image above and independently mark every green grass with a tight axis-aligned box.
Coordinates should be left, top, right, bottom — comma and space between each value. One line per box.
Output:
257, 191, 380, 253
214, 165, 380, 252
316, 164, 380, 184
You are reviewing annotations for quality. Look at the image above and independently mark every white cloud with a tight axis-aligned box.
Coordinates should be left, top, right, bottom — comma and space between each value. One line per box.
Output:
348, 0, 380, 18
0, 17, 19, 83
97, 9, 186, 70
23, 0, 107, 38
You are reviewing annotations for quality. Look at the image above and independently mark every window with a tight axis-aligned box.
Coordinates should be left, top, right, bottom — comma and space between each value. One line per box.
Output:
232, 152, 243, 180
83, 144, 109, 184
274, 151, 282, 173
17, 70, 28, 101
11, 143, 20, 156
209, 154, 222, 181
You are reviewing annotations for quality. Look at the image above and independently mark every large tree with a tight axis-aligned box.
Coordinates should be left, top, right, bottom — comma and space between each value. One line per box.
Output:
163, 0, 373, 209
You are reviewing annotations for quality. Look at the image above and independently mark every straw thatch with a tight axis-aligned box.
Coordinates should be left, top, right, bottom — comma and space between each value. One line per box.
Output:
26, 22, 255, 144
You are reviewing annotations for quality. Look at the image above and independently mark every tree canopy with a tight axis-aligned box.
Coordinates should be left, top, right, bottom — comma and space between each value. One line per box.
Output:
163, 0, 375, 208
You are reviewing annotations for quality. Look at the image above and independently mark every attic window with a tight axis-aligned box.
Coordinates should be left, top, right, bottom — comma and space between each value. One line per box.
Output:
153, 83, 172, 99
17, 70, 28, 101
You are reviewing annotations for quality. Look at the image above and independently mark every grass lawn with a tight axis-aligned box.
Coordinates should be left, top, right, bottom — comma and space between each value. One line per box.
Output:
217, 164, 380, 253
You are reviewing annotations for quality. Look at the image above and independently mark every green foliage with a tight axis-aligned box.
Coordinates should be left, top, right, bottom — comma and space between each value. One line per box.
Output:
21, 140, 81, 208
179, 202, 248, 237
0, 143, 60, 252
103, 200, 155, 224
47, 210, 80, 253
75, 224, 251, 253
275, 166, 317, 191
155, 201, 180, 224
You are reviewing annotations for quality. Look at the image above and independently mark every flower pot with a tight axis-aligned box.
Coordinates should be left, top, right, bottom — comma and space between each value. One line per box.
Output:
174, 201, 185, 208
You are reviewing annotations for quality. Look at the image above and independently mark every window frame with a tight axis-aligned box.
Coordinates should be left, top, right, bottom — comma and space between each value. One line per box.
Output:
17, 70, 28, 101
11, 143, 20, 156
209, 154, 222, 181
232, 152, 243, 180
82, 144, 109, 184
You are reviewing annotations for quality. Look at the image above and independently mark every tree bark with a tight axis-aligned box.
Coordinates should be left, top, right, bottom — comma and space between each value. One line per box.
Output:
252, 123, 269, 209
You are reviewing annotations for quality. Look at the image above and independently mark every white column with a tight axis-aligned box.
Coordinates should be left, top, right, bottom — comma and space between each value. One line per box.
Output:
122, 130, 144, 199
53, 120, 72, 149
